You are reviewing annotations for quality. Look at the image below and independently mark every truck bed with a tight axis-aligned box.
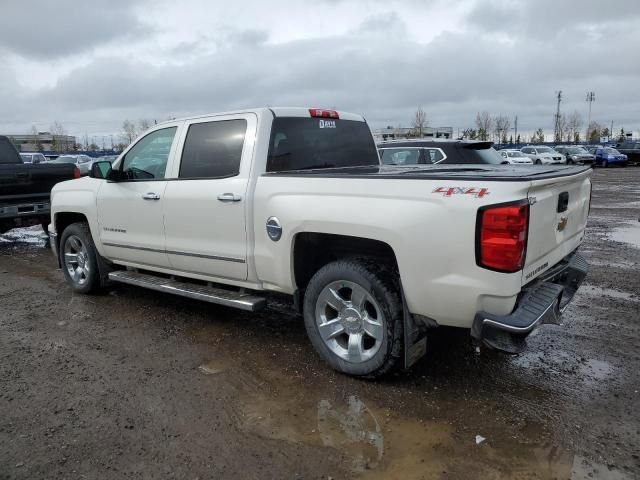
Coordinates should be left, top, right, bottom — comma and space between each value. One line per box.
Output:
0, 163, 77, 201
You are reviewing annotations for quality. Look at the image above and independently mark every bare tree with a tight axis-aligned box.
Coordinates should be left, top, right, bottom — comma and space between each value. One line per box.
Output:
587, 121, 602, 143
494, 114, 511, 144
462, 128, 477, 140
121, 120, 137, 146
532, 128, 545, 144
475, 111, 493, 141
566, 111, 583, 143
50, 121, 68, 153
28, 125, 44, 152
138, 119, 152, 133
412, 107, 428, 138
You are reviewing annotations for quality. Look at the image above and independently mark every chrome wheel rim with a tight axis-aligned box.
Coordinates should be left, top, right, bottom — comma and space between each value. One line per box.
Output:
63, 235, 90, 286
315, 281, 384, 363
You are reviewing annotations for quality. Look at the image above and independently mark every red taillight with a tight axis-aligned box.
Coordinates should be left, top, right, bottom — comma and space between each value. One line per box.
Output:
309, 108, 339, 119
73, 167, 81, 178
476, 200, 529, 273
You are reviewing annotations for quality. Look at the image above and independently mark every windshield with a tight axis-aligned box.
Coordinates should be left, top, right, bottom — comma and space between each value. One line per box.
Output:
537, 147, 554, 153
604, 148, 620, 155
266, 117, 379, 172
507, 151, 522, 157
53, 156, 78, 164
567, 147, 588, 154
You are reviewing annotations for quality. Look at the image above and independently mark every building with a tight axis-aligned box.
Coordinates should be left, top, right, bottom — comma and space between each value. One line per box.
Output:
372, 126, 453, 142
3, 132, 77, 152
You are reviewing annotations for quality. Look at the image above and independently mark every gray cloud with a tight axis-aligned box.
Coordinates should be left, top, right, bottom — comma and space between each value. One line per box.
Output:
0, 0, 152, 59
1, 0, 639, 139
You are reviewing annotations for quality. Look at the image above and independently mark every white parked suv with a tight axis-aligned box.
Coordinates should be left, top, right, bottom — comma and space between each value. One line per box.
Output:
499, 149, 534, 165
48, 107, 591, 377
520, 146, 566, 165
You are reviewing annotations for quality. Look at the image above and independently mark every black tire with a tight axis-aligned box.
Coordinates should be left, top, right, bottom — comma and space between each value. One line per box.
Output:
59, 222, 101, 294
303, 259, 403, 378
535, 159, 542, 165
603, 160, 609, 168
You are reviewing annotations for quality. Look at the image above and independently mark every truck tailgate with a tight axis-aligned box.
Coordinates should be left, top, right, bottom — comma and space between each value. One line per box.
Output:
523, 169, 591, 285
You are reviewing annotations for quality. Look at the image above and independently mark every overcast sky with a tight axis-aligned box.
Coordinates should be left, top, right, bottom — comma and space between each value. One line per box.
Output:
1, 0, 639, 142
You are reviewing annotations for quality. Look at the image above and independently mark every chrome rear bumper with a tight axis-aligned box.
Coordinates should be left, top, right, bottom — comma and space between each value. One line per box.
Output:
471, 252, 588, 353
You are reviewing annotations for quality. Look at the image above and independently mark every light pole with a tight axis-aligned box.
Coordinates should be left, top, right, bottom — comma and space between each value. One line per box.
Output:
586, 91, 595, 141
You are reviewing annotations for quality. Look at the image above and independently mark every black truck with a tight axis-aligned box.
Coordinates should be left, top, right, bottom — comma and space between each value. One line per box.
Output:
615, 141, 640, 166
0, 136, 78, 234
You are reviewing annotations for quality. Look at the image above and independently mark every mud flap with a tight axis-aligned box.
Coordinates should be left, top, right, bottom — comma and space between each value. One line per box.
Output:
402, 289, 427, 369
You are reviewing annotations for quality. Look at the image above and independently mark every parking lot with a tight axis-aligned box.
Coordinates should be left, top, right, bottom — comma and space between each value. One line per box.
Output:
0, 168, 638, 479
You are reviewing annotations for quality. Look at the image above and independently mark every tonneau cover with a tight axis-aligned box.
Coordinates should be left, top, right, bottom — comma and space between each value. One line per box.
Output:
264, 164, 592, 182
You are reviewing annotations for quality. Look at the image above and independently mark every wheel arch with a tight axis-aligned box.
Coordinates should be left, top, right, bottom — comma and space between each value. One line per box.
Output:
292, 232, 399, 293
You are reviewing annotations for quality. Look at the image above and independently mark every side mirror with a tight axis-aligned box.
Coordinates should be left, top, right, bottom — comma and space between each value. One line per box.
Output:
90, 161, 113, 179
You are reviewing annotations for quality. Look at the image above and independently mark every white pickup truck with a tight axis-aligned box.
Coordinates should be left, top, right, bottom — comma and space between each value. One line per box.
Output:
48, 107, 591, 378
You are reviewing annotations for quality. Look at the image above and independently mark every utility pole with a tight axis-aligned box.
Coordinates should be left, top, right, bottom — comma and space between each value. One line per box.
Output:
553, 90, 562, 142
586, 91, 595, 141
514, 115, 518, 143
610, 120, 613, 142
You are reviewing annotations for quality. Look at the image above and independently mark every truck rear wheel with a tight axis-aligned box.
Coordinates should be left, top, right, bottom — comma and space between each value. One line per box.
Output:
303, 259, 403, 378
59, 222, 101, 294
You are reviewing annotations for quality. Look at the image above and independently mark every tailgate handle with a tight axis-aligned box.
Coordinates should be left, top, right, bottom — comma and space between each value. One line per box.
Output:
557, 192, 569, 213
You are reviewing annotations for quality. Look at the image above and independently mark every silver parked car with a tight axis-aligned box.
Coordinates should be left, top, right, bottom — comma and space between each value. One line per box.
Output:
554, 146, 595, 166
49, 154, 94, 175
19, 152, 47, 164
520, 146, 566, 165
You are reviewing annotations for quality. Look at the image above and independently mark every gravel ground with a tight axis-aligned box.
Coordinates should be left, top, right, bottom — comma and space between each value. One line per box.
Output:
0, 168, 639, 480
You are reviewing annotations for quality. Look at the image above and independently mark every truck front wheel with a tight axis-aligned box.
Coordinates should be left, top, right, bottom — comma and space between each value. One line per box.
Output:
303, 259, 403, 378
59, 222, 101, 294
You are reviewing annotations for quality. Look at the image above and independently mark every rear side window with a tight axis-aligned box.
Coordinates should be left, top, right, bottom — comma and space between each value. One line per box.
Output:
179, 120, 247, 178
267, 117, 378, 172
0, 137, 21, 164
380, 148, 420, 165
424, 148, 445, 163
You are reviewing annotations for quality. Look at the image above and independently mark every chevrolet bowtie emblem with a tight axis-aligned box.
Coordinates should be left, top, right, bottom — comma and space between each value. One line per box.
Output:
557, 216, 568, 232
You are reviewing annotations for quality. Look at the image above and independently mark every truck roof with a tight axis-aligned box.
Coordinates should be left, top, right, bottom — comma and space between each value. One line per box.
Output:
156, 107, 366, 125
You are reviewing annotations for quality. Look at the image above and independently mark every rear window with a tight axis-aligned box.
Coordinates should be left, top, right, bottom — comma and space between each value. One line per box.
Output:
464, 146, 504, 164
266, 117, 378, 172
0, 137, 21, 164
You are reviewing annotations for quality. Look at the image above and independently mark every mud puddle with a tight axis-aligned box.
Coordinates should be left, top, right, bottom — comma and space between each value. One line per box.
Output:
606, 222, 640, 247
577, 285, 638, 301
195, 350, 628, 479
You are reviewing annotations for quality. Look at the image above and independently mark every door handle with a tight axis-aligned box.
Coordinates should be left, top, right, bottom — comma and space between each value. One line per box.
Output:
217, 193, 242, 203
142, 192, 160, 200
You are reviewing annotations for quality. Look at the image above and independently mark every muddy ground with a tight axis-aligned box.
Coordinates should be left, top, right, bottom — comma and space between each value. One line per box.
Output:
1, 168, 639, 480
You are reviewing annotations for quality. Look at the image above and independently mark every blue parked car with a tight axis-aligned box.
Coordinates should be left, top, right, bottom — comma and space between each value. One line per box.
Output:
587, 146, 628, 167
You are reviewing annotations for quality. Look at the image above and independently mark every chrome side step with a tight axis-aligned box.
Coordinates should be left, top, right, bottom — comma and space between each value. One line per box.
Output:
108, 270, 266, 312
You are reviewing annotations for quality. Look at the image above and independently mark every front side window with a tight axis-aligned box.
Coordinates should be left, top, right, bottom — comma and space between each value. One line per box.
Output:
179, 120, 247, 178
521, 148, 531, 154
380, 148, 420, 165
122, 127, 176, 180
